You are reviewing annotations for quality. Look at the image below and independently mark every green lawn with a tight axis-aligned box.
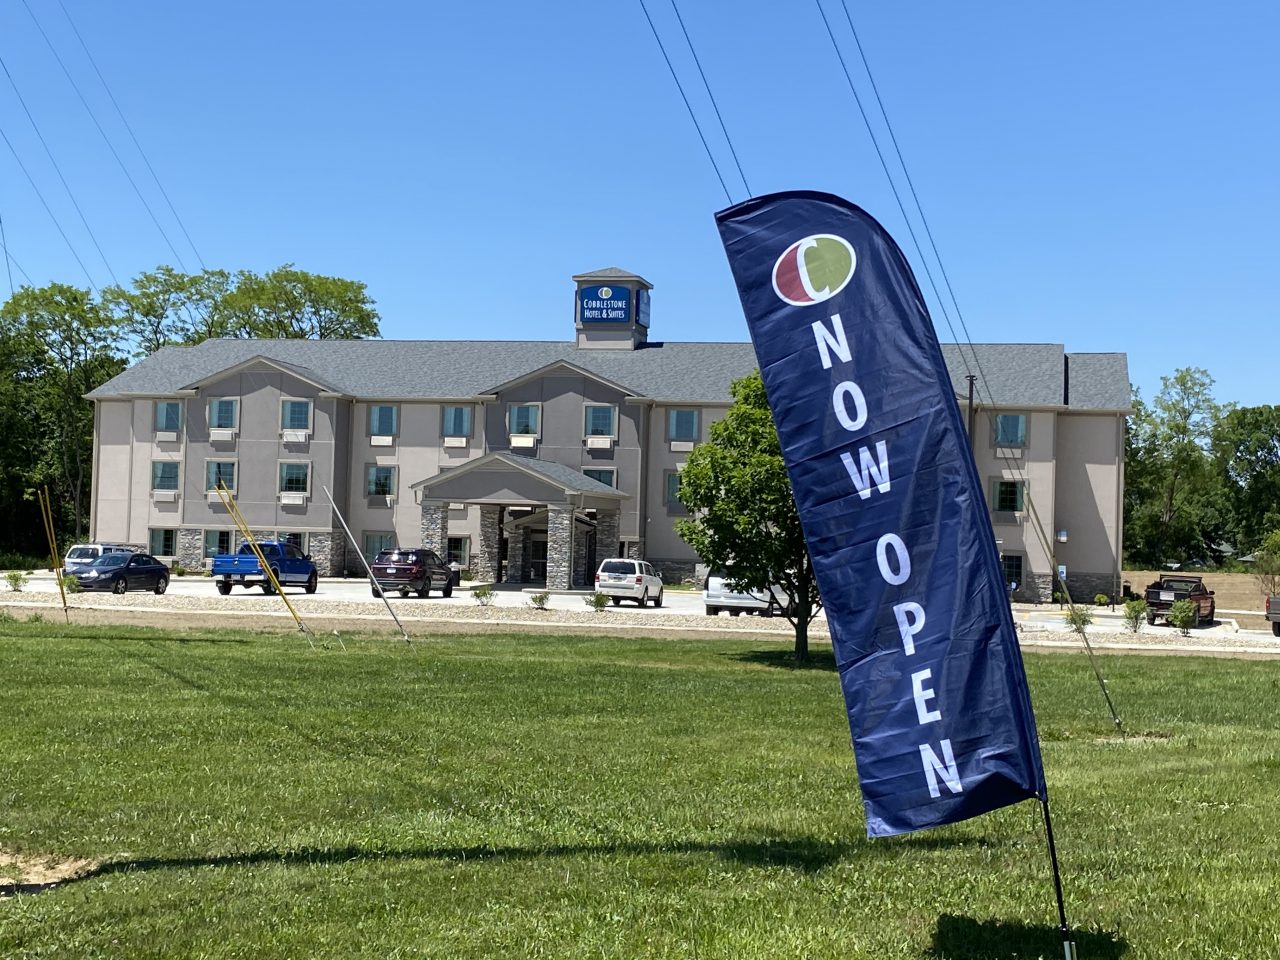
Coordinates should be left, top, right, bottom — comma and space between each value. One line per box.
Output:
1, 620, 1277, 959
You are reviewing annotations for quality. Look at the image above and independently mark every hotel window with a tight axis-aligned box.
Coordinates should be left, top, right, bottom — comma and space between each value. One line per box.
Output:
278, 462, 311, 494
149, 528, 176, 557
205, 460, 236, 492
154, 401, 182, 432
363, 531, 395, 560
281, 399, 312, 432
277, 532, 308, 553
203, 530, 233, 558
994, 480, 1025, 513
509, 404, 540, 436
584, 404, 617, 438
1001, 554, 1025, 590
667, 408, 699, 442
583, 468, 616, 488
443, 405, 473, 438
369, 404, 398, 437
366, 464, 397, 496
664, 470, 687, 513
208, 398, 238, 430
994, 414, 1028, 448
447, 536, 470, 568
151, 461, 179, 491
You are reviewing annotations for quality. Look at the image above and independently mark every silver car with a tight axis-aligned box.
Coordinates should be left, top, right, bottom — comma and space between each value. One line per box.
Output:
704, 569, 789, 617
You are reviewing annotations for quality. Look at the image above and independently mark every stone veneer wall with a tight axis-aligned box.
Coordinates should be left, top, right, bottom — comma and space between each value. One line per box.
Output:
419, 502, 449, 555
595, 511, 620, 562
175, 528, 203, 571
546, 506, 574, 590
651, 559, 697, 585
472, 506, 501, 583
309, 530, 347, 577
506, 528, 526, 584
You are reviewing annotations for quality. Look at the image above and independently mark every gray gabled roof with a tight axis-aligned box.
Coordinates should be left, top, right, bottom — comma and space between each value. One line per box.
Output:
88, 336, 1130, 412
410, 452, 626, 499
940, 343, 1131, 412
87, 338, 759, 403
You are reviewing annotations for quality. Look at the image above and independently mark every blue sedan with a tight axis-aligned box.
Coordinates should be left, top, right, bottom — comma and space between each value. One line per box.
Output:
74, 552, 170, 594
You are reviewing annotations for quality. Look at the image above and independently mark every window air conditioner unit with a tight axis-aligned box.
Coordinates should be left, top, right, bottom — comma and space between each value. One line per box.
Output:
280, 492, 307, 506
370, 435, 394, 447
510, 435, 537, 448
443, 436, 468, 448
586, 437, 613, 450
207, 491, 231, 503
281, 430, 309, 444
209, 429, 237, 442
670, 441, 694, 453
151, 489, 178, 502
154, 431, 179, 443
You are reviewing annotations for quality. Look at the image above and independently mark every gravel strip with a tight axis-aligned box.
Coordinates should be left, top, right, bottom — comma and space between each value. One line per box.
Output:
3, 591, 1278, 656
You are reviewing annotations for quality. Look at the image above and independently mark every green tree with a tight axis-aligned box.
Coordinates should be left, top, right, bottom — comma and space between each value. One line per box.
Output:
1211, 405, 1280, 552
219, 265, 380, 340
1123, 369, 1228, 566
1251, 529, 1280, 601
675, 370, 821, 662
103, 266, 233, 356
0, 284, 125, 541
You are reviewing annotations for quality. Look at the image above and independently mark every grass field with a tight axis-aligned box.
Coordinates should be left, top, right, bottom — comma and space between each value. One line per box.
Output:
1, 620, 1278, 959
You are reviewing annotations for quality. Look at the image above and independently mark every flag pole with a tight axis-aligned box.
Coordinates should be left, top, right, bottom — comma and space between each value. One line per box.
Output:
1040, 794, 1077, 960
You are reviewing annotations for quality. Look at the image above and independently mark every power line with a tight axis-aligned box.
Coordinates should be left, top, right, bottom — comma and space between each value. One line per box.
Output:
668, 0, 751, 198
821, 1, 1118, 732
0, 121, 100, 291
636, 0, 735, 205
56, 0, 206, 270
0, 211, 17, 295
0, 52, 119, 286
21, 0, 189, 273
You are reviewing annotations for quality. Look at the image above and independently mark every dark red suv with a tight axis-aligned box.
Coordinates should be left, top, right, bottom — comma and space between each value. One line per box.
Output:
369, 548, 454, 598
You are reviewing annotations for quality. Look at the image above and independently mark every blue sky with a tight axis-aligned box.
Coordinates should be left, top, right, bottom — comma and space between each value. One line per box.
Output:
1, 1, 1275, 407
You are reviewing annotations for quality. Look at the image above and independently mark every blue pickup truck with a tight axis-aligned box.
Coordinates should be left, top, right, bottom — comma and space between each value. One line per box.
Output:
211, 541, 318, 595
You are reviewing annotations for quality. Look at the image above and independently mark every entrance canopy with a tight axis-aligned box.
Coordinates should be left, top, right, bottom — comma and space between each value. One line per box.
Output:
410, 451, 628, 510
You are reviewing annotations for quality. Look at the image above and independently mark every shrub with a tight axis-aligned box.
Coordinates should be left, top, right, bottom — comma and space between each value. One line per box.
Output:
1094, 593, 1110, 606
0, 609, 14, 623
172, 563, 188, 577
473, 584, 494, 607
26, 611, 45, 624
1064, 605, 1093, 638
528, 591, 550, 611
585, 591, 610, 612
0, 551, 45, 571
1123, 598, 1147, 633
459, 568, 474, 582
60, 574, 81, 594
5, 571, 27, 592
1168, 599, 1197, 636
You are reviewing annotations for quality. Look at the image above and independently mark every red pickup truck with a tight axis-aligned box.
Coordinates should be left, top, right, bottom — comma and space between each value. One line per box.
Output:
1143, 574, 1215, 627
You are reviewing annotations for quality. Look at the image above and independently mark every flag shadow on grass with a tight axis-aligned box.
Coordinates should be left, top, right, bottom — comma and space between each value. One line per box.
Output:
4, 830, 1006, 899
927, 914, 1128, 959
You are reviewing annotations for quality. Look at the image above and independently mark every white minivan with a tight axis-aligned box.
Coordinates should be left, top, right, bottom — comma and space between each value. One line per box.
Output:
62, 543, 133, 576
704, 569, 790, 617
594, 558, 664, 607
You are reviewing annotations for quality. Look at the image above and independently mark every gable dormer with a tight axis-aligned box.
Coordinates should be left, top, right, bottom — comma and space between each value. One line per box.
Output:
572, 267, 652, 350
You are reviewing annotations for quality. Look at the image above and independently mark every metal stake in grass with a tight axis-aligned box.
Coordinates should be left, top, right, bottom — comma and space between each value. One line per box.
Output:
323, 485, 410, 645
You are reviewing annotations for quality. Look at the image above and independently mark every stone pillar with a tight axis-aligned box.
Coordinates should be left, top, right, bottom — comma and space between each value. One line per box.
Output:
308, 531, 341, 577
419, 499, 449, 555
177, 528, 203, 571
472, 506, 502, 583
546, 504, 575, 591
625, 539, 645, 560
596, 510, 620, 561
506, 526, 525, 584
571, 518, 589, 588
